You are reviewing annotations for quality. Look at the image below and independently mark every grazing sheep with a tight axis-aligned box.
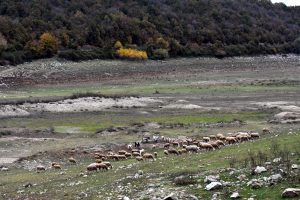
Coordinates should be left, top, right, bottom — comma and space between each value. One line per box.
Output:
127, 144, 133, 150
125, 152, 132, 158
164, 150, 169, 156
185, 145, 199, 153
225, 137, 237, 144
143, 153, 155, 161
52, 164, 61, 169
117, 155, 127, 160
139, 149, 145, 155
203, 137, 210, 142
154, 152, 158, 158
171, 141, 180, 147
152, 144, 158, 149
51, 162, 59, 167
262, 128, 270, 134
69, 157, 77, 164
131, 149, 140, 153
199, 142, 214, 150
216, 140, 225, 146
132, 152, 140, 157
209, 141, 220, 149
164, 143, 170, 149
216, 133, 226, 140
178, 149, 188, 154
118, 150, 127, 155
209, 135, 217, 140
102, 161, 112, 169
167, 148, 179, 155
95, 159, 103, 163
250, 132, 260, 139
96, 163, 108, 171
87, 163, 98, 172
37, 165, 46, 171
136, 156, 144, 161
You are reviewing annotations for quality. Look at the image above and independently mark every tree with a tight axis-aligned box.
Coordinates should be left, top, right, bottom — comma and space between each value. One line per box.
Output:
0, 33, 7, 55
39, 32, 58, 57
114, 40, 123, 49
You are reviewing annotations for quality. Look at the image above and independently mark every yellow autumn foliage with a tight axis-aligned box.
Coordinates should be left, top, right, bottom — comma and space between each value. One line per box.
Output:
117, 48, 148, 60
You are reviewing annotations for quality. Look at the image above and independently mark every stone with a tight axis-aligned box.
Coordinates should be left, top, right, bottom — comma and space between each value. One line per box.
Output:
281, 188, 300, 198
237, 174, 247, 181
268, 174, 282, 183
123, 196, 130, 200
273, 157, 281, 163
163, 193, 178, 200
138, 170, 143, 175
254, 166, 267, 174
188, 195, 198, 200
247, 179, 264, 189
205, 182, 222, 191
204, 175, 220, 183
230, 192, 240, 199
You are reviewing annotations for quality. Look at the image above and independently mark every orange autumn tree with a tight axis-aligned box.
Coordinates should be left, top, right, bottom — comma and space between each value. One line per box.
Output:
39, 32, 58, 57
117, 48, 148, 60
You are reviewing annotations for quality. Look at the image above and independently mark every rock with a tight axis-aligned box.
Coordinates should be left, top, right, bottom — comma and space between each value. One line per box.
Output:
230, 192, 240, 199
254, 166, 267, 174
205, 182, 222, 191
123, 196, 130, 200
273, 157, 281, 163
204, 175, 220, 183
78, 192, 87, 198
211, 193, 220, 200
268, 174, 282, 183
164, 193, 178, 200
291, 164, 299, 169
281, 188, 300, 198
247, 179, 264, 189
1, 167, 9, 171
188, 195, 198, 200
237, 174, 247, 181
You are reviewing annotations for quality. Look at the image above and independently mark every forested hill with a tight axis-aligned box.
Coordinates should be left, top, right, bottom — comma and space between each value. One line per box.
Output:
0, 0, 300, 65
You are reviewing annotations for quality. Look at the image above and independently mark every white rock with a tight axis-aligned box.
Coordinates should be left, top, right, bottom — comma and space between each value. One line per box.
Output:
281, 188, 300, 198
273, 157, 281, 163
205, 182, 222, 191
292, 164, 299, 169
230, 192, 240, 199
204, 175, 220, 183
268, 174, 282, 183
123, 196, 130, 200
254, 166, 267, 174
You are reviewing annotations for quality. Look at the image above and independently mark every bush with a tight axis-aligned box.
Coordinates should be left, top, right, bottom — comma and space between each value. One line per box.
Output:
117, 48, 148, 60
151, 48, 169, 60
58, 48, 115, 61
0, 51, 31, 65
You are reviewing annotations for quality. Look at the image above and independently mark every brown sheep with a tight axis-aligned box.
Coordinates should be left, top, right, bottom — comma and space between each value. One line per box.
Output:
203, 137, 210, 142
125, 152, 132, 158
262, 128, 270, 134
168, 148, 179, 155
216, 140, 225, 146
185, 145, 199, 153
116, 155, 127, 160
216, 133, 226, 140
102, 161, 112, 169
171, 141, 180, 147
225, 137, 237, 144
118, 150, 127, 155
199, 142, 214, 150
69, 157, 77, 164
131, 149, 140, 153
132, 152, 140, 157
96, 163, 108, 171
209, 141, 220, 149
52, 164, 61, 169
95, 159, 103, 163
154, 152, 158, 158
209, 135, 217, 140
136, 156, 144, 161
143, 153, 155, 161
164, 143, 171, 149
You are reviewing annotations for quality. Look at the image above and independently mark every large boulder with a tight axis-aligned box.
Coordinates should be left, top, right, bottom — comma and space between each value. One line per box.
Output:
281, 188, 300, 198
205, 182, 222, 191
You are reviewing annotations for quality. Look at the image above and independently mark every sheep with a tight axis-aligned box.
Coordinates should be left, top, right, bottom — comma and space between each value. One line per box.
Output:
164, 150, 169, 156
209, 141, 220, 149
171, 141, 180, 147
102, 161, 112, 169
51, 162, 59, 167
216, 133, 226, 140
127, 144, 133, 150
225, 136, 237, 144
154, 152, 158, 158
185, 145, 199, 153
164, 143, 170, 149
52, 164, 62, 169
125, 152, 132, 158
250, 132, 260, 139
96, 163, 108, 171
262, 128, 270, 134
209, 135, 217, 140
139, 149, 145, 155
215, 140, 225, 146
167, 148, 179, 155
236, 132, 250, 142
143, 153, 155, 161
136, 156, 144, 161
95, 159, 103, 163
152, 144, 158, 149
37, 165, 46, 171
132, 152, 140, 157
199, 142, 214, 150
203, 137, 210, 142
116, 155, 127, 160
131, 149, 140, 153
178, 149, 188, 154
87, 163, 98, 172
118, 150, 127, 155
69, 157, 77, 164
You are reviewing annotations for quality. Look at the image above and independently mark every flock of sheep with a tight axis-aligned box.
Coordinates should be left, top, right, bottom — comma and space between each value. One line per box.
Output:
36, 128, 268, 173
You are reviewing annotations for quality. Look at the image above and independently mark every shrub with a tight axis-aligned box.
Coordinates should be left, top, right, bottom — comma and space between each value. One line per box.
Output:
151, 48, 169, 60
116, 48, 148, 60
58, 48, 115, 61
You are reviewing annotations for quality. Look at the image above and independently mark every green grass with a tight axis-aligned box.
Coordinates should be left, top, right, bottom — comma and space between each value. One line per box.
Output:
1, 132, 299, 199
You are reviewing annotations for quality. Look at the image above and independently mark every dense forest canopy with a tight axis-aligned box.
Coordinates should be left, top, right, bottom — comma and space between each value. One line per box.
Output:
0, 0, 300, 65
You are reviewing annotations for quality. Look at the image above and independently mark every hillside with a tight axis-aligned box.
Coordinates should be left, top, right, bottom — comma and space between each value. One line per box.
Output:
0, 0, 300, 65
